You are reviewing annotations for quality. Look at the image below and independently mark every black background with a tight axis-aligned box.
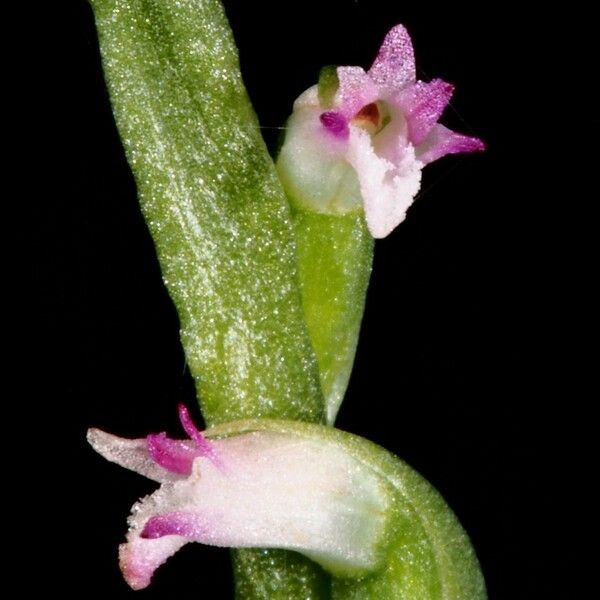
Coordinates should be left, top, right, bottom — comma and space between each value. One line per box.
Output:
44, 1, 586, 597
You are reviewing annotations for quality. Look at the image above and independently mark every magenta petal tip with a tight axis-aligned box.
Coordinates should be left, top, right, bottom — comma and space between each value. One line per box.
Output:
141, 512, 203, 539
320, 111, 349, 138
177, 404, 223, 468
146, 432, 200, 475
368, 24, 416, 92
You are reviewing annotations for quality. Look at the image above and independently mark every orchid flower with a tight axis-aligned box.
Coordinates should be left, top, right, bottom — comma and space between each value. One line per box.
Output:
89, 407, 485, 596
87, 2, 488, 595
88, 405, 393, 590
276, 24, 485, 238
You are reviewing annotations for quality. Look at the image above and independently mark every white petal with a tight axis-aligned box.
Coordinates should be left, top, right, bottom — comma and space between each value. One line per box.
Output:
119, 536, 187, 591
118, 467, 204, 589
87, 428, 184, 483
117, 431, 394, 587
293, 84, 320, 110
346, 126, 423, 238
276, 107, 362, 214
188, 432, 391, 574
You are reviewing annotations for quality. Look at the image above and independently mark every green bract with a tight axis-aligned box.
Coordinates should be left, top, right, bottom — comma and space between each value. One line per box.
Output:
294, 211, 373, 423
210, 419, 487, 600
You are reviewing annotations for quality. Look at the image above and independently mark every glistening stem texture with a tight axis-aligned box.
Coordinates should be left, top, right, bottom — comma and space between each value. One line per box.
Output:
89, 0, 324, 426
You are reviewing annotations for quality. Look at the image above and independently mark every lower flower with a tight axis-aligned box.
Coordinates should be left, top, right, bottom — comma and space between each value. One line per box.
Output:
89, 408, 486, 597
88, 405, 393, 590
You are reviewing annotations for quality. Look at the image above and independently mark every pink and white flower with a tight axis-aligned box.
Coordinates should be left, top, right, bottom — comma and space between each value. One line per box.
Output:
276, 24, 485, 238
88, 405, 391, 590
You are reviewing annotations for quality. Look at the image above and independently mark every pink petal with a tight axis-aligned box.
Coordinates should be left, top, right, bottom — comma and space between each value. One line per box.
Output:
320, 111, 349, 139
368, 25, 416, 94
119, 536, 187, 590
416, 124, 485, 165
397, 79, 455, 145
142, 511, 207, 539
177, 403, 204, 444
334, 66, 379, 118
177, 404, 223, 468
147, 433, 201, 475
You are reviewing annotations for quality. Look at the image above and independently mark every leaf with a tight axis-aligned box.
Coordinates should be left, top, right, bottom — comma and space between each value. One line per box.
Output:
89, 0, 325, 426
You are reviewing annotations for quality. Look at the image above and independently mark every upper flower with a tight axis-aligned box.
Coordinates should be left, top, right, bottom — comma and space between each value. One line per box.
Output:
276, 24, 485, 238
88, 405, 392, 590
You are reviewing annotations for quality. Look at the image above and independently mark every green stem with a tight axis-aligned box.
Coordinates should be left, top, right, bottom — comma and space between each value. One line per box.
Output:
233, 550, 331, 600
